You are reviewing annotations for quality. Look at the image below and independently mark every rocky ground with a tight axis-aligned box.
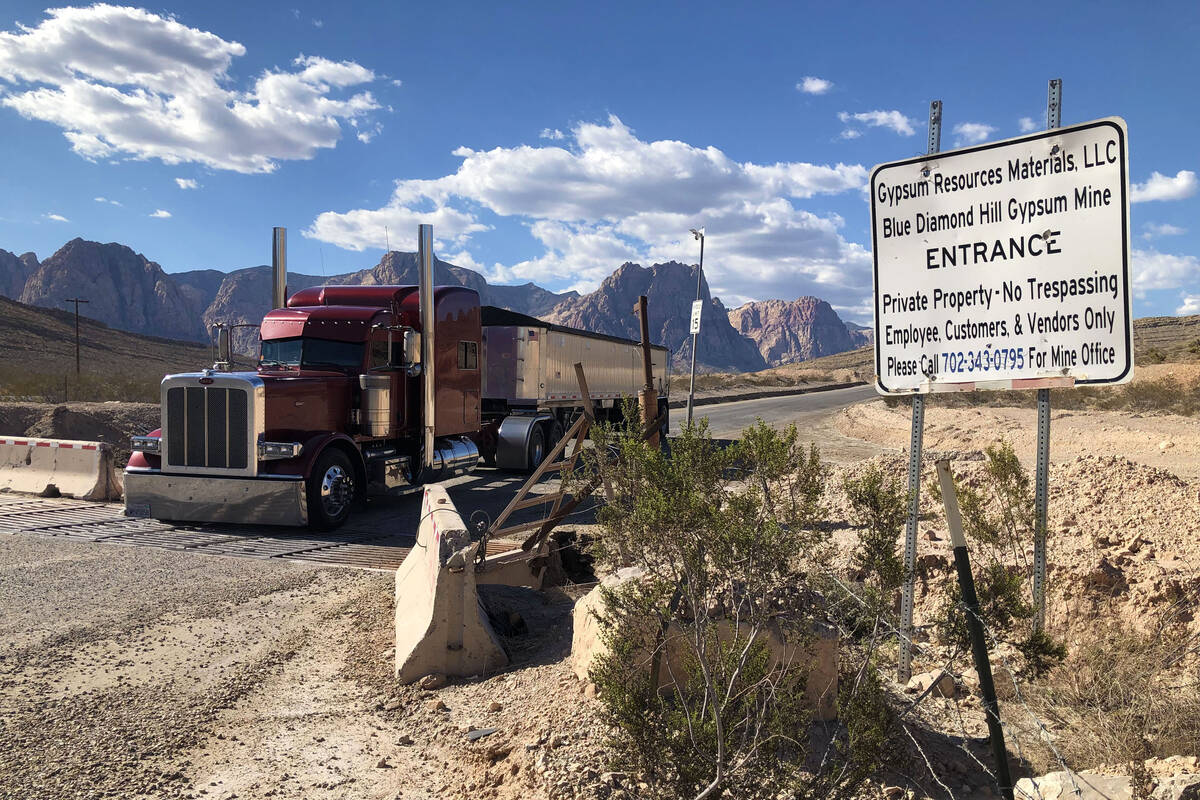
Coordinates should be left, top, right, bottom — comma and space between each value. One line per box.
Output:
0, 534, 617, 800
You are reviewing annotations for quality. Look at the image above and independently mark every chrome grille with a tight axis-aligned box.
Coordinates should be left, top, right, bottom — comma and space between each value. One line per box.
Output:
165, 385, 249, 469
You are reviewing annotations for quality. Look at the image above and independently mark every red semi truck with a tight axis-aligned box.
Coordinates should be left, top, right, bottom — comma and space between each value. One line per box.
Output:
124, 226, 669, 529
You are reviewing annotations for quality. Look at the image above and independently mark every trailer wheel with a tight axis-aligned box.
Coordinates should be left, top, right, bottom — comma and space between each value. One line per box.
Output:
548, 419, 565, 450
308, 449, 355, 530
526, 424, 547, 472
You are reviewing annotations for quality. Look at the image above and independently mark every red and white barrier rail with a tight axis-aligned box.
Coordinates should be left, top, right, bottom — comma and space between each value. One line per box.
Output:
0, 437, 122, 501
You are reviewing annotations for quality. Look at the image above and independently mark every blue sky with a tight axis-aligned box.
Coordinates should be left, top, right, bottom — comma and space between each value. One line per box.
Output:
0, 0, 1197, 323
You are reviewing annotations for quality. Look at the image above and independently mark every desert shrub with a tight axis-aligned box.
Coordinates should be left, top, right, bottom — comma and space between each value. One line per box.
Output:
1027, 627, 1200, 771
838, 465, 908, 635
930, 443, 1066, 668
1142, 346, 1167, 364
583, 416, 889, 799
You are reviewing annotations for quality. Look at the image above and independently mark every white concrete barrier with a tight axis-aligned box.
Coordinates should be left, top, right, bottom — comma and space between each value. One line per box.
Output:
394, 485, 508, 683
0, 437, 123, 501
571, 571, 839, 721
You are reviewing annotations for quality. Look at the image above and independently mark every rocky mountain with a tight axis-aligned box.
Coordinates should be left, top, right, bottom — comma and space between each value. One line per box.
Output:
728, 296, 860, 367
545, 261, 767, 373
0, 237, 866, 373
0, 241, 578, 354
0, 249, 38, 298
845, 320, 874, 349
20, 239, 204, 341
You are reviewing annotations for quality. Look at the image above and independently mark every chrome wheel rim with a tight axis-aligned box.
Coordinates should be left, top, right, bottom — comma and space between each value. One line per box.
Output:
531, 438, 545, 466
320, 465, 352, 518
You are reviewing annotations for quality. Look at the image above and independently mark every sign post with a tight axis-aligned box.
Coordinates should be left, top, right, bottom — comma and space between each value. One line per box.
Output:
1032, 78, 1063, 633
873, 98, 1133, 676
898, 100, 941, 684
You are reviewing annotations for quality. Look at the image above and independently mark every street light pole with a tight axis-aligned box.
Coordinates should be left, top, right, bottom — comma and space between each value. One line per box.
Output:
63, 297, 89, 378
685, 228, 704, 427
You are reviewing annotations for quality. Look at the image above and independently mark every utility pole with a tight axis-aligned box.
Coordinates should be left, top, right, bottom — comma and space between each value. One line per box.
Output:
685, 227, 705, 427
63, 297, 89, 378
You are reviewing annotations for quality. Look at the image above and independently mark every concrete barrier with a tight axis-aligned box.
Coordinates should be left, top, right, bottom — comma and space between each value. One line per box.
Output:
571, 571, 839, 721
394, 485, 509, 683
0, 437, 123, 501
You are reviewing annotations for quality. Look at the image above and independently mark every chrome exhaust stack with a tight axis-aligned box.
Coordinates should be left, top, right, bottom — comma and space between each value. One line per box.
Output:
272, 227, 287, 309
418, 224, 436, 472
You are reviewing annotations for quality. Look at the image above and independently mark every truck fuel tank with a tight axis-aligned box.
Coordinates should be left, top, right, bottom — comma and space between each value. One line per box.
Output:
359, 373, 392, 437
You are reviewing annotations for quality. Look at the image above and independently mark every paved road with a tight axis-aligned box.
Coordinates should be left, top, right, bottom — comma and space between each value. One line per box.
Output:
672, 383, 885, 462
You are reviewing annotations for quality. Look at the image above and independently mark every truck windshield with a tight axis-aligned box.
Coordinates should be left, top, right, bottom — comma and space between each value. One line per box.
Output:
260, 337, 364, 371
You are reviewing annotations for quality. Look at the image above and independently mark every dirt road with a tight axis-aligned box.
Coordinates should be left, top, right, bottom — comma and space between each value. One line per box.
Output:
0, 533, 606, 800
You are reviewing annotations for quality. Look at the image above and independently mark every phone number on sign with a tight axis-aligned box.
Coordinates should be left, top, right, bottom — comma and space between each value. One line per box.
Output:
939, 348, 1026, 374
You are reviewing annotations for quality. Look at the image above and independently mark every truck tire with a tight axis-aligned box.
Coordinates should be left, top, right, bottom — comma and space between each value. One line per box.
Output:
527, 424, 547, 472
308, 449, 355, 530
548, 419, 565, 450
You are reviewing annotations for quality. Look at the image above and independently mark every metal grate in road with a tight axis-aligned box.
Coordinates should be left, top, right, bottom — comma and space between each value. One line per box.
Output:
0, 496, 415, 572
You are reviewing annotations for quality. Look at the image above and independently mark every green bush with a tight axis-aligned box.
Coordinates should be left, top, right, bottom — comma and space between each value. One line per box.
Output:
582, 415, 889, 799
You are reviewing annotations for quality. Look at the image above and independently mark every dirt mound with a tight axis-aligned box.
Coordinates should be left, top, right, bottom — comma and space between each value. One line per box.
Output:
0, 401, 158, 465
831, 454, 1200, 645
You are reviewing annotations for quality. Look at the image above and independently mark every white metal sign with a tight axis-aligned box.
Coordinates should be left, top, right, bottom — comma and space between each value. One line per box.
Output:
871, 117, 1132, 394
689, 299, 703, 334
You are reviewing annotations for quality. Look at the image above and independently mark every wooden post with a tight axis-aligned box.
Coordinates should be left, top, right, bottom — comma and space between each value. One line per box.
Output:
636, 295, 659, 448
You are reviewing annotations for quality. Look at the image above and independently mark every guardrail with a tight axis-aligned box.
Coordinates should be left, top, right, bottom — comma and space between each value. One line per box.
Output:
667, 380, 868, 410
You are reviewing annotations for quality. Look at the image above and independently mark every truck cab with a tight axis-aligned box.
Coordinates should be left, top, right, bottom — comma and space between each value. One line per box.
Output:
125, 284, 484, 530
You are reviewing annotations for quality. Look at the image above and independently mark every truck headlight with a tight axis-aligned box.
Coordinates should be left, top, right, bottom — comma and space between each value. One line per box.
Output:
131, 436, 161, 454
258, 441, 303, 460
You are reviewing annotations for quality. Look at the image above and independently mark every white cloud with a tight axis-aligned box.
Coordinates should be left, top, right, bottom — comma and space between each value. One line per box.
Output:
1133, 248, 1200, 291
838, 110, 915, 136
44, 212, 68, 221
174, 177, 198, 190
0, 5, 382, 173
1143, 222, 1186, 240
1132, 170, 1198, 203
149, 208, 171, 218
307, 115, 872, 306
1177, 294, 1200, 316
93, 196, 121, 205
1018, 117, 1038, 133
796, 76, 832, 95
839, 129, 861, 140
952, 121, 995, 146
539, 128, 564, 140
312, 19, 323, 28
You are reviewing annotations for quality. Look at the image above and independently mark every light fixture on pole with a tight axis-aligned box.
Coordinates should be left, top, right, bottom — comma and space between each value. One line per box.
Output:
685, 227, 704, 427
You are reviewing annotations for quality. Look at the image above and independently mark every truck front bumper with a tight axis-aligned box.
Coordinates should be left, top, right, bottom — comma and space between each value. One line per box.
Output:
123, 470, 308, 527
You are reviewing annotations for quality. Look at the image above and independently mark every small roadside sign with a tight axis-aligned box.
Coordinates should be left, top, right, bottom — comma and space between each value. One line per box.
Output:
871, 117, 1132, 394
690, 299, 703, 334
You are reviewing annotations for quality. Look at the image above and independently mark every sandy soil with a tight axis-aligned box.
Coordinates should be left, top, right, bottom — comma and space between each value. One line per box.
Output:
835, 398, 1200, 479
0, 537, 610, 800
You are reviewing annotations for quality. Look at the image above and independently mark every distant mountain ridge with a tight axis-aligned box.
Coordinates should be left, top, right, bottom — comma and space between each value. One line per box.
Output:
729, 296, 871, 367
0, 239, 579, 355
545, 261, 768, 372
0, 238, 869, 371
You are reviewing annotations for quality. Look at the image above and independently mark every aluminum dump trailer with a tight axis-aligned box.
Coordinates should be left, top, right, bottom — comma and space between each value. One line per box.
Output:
481, 307, 668, 409
478, 307, 670, 470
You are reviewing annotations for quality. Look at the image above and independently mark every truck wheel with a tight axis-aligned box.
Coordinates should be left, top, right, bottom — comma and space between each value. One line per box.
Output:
308, 449, 355, 530
527, 424, 547, 472
548, 420, 565, 450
